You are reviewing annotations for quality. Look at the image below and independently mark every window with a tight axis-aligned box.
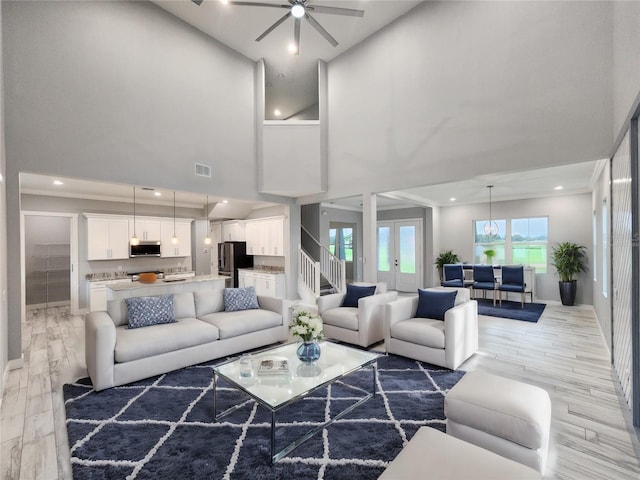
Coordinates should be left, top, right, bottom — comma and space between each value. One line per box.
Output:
511, 217, 548, 273
329, 227, 353, 262
602, 199, 607, 298
473, 219, 506, 263
473, 217, 548, 270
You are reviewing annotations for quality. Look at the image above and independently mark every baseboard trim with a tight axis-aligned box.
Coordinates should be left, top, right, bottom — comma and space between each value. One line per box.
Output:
8, 355, 24, 371
1, 355, 24, 406
26, 300, 70, 310
1, 362, 8, 408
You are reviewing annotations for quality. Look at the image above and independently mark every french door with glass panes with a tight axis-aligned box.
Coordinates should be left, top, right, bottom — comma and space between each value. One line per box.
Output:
377, 219, 422, 292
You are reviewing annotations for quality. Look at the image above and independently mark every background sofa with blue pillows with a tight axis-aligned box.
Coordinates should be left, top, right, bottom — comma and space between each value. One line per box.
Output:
85, 287, 286, 391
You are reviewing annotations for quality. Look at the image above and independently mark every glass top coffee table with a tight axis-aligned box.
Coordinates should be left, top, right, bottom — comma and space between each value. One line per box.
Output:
213, 341, 381, 464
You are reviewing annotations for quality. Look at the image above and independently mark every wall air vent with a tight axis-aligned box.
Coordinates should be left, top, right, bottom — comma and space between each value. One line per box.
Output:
195, 163, 212, 178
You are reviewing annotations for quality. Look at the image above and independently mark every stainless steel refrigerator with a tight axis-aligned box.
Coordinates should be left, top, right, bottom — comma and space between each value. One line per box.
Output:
218, 241, 253, 288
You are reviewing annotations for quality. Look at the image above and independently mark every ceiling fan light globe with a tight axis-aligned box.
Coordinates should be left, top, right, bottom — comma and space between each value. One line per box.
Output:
291, 4, 305, 18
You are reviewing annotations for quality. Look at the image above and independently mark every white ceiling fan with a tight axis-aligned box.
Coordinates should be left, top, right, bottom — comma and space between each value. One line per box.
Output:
191, 0, 365, 54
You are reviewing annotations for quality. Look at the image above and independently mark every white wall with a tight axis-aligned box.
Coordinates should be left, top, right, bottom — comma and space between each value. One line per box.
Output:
613, 1, 640, 142
323, 1, 613, 200
439, 193, 593, 305
3, 1, 262, 199
0, 1, 7, 393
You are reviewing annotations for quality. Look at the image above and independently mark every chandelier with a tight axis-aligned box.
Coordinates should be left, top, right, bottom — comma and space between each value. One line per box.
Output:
483, 185, 499, 238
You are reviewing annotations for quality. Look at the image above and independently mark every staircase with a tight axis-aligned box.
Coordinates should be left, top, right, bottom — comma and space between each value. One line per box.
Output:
298, 225, 346, 302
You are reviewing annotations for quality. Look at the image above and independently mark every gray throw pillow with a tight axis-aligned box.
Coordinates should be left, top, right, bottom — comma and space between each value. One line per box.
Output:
125, 294, 175, 329
223, 287, 259, 312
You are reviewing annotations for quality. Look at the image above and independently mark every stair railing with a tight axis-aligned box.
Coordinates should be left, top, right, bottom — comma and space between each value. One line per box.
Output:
300, 225, 346, 294
299, 247, 321, 298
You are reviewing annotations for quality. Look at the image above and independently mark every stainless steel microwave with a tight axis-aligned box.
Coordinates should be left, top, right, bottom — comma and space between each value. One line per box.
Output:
130, 241, 161, 257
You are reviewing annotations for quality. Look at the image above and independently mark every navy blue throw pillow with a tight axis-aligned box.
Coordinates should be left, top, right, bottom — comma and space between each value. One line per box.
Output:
415, 289, 458, 321
341, 284, 376, 307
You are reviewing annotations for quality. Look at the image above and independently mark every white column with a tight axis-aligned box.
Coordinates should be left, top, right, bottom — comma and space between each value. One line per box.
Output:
362, 193, 377, 282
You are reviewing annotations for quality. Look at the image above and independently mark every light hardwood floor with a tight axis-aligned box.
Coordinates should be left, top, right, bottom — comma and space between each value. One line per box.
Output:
1, 302, 640, 479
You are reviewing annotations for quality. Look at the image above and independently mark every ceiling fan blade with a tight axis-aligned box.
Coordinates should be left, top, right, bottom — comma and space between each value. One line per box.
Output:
230, 1, 290, 9
307, 5, 365, 17
294, 18, 300, 55
255, 12, 291, 42
305, 13, 338, 47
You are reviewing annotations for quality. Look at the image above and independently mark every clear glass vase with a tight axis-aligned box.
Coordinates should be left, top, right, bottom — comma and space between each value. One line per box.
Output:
296, 341, 321, 363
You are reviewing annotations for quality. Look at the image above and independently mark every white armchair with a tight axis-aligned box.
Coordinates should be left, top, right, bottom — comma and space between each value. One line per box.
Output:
318, 283, 398, 348
384, 287, 478, 370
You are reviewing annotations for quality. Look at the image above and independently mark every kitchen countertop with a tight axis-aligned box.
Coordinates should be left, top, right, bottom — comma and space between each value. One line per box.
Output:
107, 274, 229, 292
237, 267, 285, 274
86, 270, 195, 282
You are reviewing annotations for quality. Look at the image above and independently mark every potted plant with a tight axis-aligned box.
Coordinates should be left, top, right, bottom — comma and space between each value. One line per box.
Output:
483, 249, 496, 264
551, 242, 587, 306
435, 250, 460, 282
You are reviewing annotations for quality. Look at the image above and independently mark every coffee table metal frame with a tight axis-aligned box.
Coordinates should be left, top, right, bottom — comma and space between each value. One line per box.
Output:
212, 342, 380, 464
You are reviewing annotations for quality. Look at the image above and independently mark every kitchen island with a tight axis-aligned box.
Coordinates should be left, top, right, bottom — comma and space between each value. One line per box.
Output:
106, 274, 230, 302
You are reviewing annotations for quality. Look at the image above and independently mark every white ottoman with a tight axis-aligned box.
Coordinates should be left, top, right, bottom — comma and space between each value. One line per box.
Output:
445, 371, 551, 474
379, 426, 542, 480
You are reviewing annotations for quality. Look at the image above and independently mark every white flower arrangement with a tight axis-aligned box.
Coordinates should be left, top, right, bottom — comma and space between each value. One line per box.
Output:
290, 310, 324, 343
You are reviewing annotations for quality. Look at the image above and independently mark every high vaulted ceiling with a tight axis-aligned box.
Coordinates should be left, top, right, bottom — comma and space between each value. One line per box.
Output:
153, 0, 422, 119
18, 1, 606, 213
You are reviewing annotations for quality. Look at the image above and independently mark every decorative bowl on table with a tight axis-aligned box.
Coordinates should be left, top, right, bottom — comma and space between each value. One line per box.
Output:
138, 272, 157, 284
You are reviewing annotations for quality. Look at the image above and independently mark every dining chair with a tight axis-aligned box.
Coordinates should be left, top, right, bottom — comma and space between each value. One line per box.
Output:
472, 265, 497, 305
498, 265, 530, 307
442, 264, 465, 287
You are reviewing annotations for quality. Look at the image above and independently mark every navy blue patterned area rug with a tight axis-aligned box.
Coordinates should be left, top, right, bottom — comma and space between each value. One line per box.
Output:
477, 299, 546, 322
63, 355, 464, 480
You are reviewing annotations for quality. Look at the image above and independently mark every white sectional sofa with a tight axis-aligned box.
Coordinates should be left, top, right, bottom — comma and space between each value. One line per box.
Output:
85, 288, 286, 391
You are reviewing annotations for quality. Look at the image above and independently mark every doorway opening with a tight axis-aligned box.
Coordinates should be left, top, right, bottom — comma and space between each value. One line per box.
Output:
22, 212, 79, 315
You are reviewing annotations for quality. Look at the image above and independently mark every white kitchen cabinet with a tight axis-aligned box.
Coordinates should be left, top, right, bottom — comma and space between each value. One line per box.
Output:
245, 221, 260, 255
86, 216, 130, 260
89, 278, 131, 312
129, 218, 162, 241
238, 270, 255, 289
244, 217, 285, 256
222, 220, 246, 241
161, 220, 192, 257
238, 270, 286, 298
266, 217, 284, 256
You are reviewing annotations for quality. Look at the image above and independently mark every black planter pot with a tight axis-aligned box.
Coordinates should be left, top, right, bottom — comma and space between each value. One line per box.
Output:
558, 280, 577, 306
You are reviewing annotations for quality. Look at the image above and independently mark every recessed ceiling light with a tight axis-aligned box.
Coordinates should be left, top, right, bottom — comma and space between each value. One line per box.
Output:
53, 180, 64, 186
554, 186, 563, 190
274, 109, 281, 117
222, 200, 229, 204
154, 191, 162, 197
449, 197, 456, 202
287, 43, 298, 54
219, 0, 229, 5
